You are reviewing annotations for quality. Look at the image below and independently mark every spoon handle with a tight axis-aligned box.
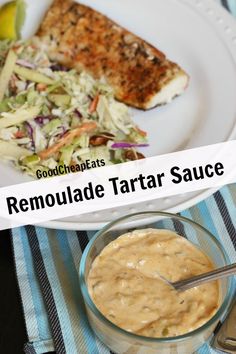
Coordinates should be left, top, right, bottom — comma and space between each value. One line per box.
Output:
173, 263, 236, 291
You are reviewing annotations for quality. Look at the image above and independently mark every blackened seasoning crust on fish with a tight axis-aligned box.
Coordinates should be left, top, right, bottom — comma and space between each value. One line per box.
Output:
37, 0, 189, 110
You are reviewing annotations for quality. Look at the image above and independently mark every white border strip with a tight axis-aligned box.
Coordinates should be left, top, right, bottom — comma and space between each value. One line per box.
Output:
0, 141, 235, 230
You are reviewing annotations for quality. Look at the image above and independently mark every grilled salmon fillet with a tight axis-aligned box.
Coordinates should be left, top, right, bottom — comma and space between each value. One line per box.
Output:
37, 0, 189, 110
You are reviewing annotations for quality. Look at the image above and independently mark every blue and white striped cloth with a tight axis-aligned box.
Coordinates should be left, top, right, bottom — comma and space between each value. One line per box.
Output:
11, 0, 236, 353
218, 0, 236, 16
12, 184, 236, 354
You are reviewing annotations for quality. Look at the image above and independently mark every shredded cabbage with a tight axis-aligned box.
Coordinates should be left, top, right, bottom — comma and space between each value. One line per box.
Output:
0, 37, 148, 177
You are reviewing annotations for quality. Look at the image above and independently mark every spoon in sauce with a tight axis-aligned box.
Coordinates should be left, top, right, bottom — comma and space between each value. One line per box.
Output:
170, 263, 236, 291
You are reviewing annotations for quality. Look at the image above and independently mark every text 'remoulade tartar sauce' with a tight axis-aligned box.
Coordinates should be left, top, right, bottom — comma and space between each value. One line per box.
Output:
87, 229, 220, 338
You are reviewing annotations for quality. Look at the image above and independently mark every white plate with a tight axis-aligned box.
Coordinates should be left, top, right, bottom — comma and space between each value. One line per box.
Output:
1, 0, 236, 229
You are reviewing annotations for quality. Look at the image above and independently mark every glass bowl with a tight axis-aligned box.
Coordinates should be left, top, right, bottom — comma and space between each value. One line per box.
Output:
79, 212, 234, 354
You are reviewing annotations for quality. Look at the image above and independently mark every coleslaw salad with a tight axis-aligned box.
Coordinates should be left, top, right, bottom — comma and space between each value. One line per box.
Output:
0, 37, 148, 177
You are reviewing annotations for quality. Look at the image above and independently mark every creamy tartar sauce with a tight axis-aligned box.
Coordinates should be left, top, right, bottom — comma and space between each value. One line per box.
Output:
87, 229, 219, 338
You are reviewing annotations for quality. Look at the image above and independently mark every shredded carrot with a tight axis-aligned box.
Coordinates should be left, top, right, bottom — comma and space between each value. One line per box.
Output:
12, 45, 21, 52
14, 131, 25, 139
30, 44, 37, 50
38, 121, 97, 160
70, 159, 78, 169
36, 83, 47, 92
136, 127, 147, 137
89, 95, 99, 114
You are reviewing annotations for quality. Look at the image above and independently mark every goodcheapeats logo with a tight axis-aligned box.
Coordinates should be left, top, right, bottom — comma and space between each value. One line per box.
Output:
36, 158, 105, 179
